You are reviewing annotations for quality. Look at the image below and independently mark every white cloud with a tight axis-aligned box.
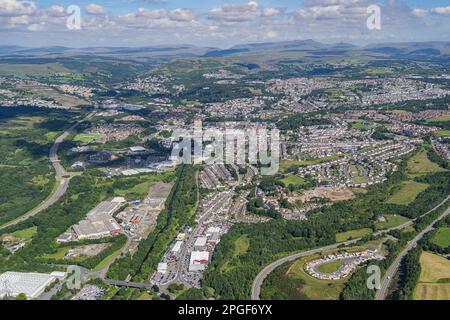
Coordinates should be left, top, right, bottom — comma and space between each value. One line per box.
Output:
85, 3, 106, 15
0, 0, 37, 17
9, 14, 29, 25
412, 8, 428, 17
262, 8, 283, 17
169, 8, 194, 22
27, 22, 44, 31
47, 5, 66, 17
208, 1, 261, 22
265, 30, 278, 39
431, 6, 450, 15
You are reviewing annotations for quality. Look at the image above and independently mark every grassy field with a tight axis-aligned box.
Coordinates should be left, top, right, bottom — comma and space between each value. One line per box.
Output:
280, 174, 306, 187
234, 234, 250, 257
261, 242, 386, 300
317, 260, 343, 274
386, 181, 429, 205
73, 133, 103, 144
376, 214, 410, 230
336, 228, 372, 242
114, 172, 175, 200
413, 252, 450, 300
407, 150, 447, 176
7, 226, 38, 240
433, 130, 450, 137
286, 256, 347, 299
432, 227, 450, 248
42, 247, 71, 259
402, 225, 416, 233
221, 234, 250, 273
92, 247, 123, 272
426, 115, 450, 122
350, 121, 369, 131
0, 63, 72, 78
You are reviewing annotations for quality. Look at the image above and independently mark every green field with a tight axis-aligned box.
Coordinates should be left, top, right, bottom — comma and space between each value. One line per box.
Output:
286, 256, 346, 299
336, 228, 372, 242
433, 130, 450, 137
7, 226, 37, 240
350, 121, 369, 131
42, 247, 71, 259
317, 260, 343, 274
221, 234, 250, 273
407, 150, 447, 176
432, 227, 450, 248
114, 172, 175, 200
386, 181, 429, 205
375, 214, 410, 230
0, 63, 72, 78
92, 247, 123, 272
280, 174, 306, 187
426, 115, 450, 123
73, 133, 103, 144
233, 235, 250, 257
414, 252, 450, 300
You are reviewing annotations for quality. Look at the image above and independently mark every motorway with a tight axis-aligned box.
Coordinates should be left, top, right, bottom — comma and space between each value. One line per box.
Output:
251, 195, 450, 300
375, 204, 450, 300
0, 115, 91, 231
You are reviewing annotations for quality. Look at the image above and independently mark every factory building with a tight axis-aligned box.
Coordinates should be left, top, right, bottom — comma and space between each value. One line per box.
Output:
58, 197, 125, 242
0, 271, 66, 299
189, 251, 209, 272
157, 263, 168, 274
171, 241, 183, 254
194, 237, 207, 250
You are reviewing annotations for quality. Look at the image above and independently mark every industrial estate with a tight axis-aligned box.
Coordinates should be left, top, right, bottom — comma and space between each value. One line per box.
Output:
0, 0, 449, 305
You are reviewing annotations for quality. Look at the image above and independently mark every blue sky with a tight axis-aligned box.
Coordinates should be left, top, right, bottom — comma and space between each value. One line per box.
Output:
33, 0, 450, 12
1, 0, 450, 47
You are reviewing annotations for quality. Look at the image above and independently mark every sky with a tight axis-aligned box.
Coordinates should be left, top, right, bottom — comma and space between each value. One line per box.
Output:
0, 0, 450, 48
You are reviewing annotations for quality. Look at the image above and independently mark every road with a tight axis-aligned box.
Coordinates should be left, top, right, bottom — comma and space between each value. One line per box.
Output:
103, 279, 153, 290
0, 115, 91, 230
251, 238, 362, 300
375, 204, 450, 300
251, 195, 450, 300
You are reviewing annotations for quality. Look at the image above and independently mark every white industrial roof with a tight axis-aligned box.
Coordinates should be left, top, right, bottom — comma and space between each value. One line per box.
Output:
157, 263, 168, 273
189, 251, 209, 264
207, 226, 221, 234
130, 146, 147, 152
0, 271, 57, 299
194, 237, 207, 247
171, 241, 183, 253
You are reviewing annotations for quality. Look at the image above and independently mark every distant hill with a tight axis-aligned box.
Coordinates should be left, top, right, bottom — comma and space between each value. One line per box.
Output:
1, 40, 450, 68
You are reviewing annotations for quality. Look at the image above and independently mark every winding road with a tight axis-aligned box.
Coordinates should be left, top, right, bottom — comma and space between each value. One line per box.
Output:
251, 195, 450, 300
0, 114, 91, 231
375, 204, 450, 300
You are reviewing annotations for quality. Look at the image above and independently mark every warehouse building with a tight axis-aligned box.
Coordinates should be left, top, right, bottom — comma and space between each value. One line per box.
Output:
194, 237, 207, 250
157, 263, 168, 274
0, 271, 66, 299
58, 197, 125, 242
171, 241, 183, 254
189, 251, 209, 272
